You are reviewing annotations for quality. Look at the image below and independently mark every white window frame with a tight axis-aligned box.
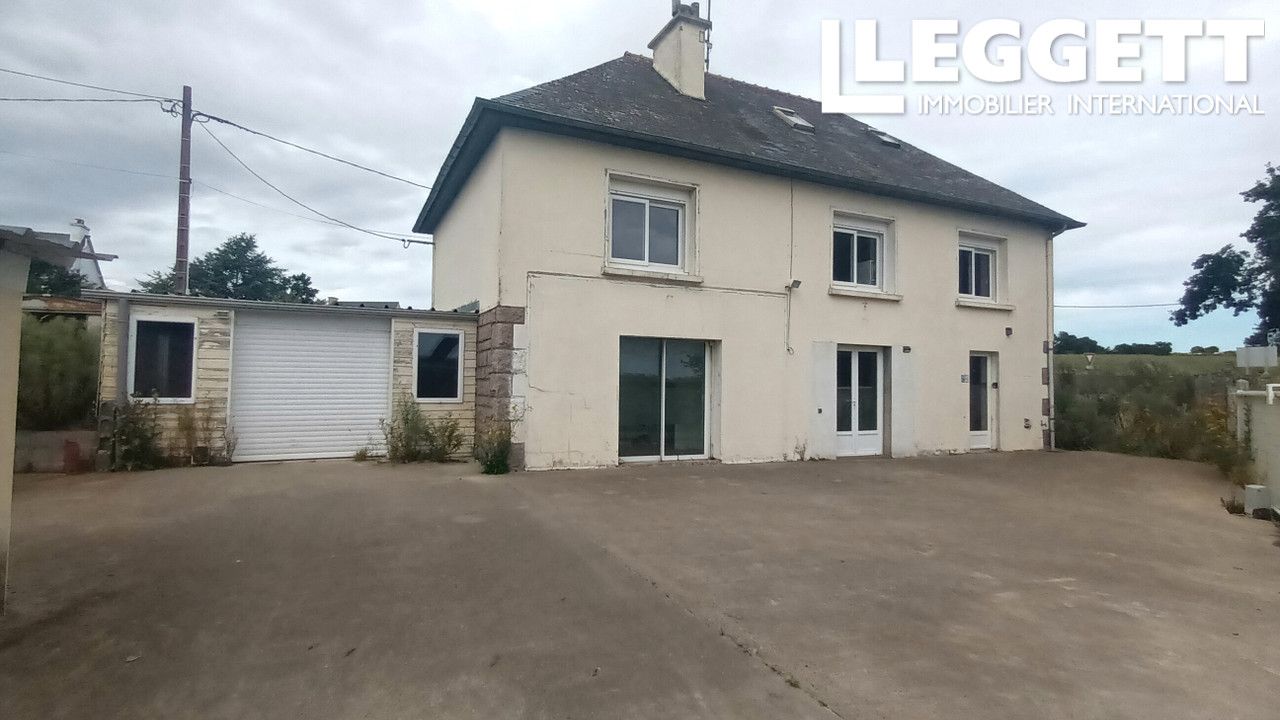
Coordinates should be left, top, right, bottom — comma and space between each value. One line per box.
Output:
832, 226, 885, 290
605, 173, 696, 274
608, 193, 685, 270
127, 314, 198, 404
958, 244, 997, 302
412, 329, 465, 403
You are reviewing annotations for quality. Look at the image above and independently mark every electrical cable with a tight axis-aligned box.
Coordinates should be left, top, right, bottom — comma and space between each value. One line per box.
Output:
0, 67, 177, 101
1056, 303, 1181, 309
197, 122, 430, 246
194, 111, 431, 189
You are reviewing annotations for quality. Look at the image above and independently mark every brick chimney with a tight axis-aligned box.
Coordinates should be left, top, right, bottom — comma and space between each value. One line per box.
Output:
648, 1, 712, 100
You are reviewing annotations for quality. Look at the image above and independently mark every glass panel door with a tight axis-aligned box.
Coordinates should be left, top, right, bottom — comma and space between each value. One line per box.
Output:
836, 346, 883, 457
619, 338, 707, 460
619, 337, 662, 458
968, 353, 993, 450
969, 355, 988, 432
835, 350, 853, 433
663, 340, 706, 457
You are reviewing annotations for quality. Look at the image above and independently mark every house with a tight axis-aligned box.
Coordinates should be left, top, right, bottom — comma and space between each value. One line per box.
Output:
85, 291, 477, 463
414, 3, 1083, 470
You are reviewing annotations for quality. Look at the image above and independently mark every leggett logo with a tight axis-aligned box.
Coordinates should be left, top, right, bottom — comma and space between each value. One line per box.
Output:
820, 19, 1267, 116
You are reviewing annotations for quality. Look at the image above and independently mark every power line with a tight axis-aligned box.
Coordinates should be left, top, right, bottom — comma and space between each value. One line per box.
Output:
193, 179, 414, 235
0, 66, 177, 101
0, 96, 170, 105
197, 122, 430, 246
0, 147, 420, 237
0, 148, 180, 180
194, 111, 431, 190
1056, 303, 1181, 309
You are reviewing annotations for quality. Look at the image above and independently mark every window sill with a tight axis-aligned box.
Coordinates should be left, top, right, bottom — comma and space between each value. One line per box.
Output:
955, 298, 1015, 312
828, 284, 902, 302
131, 396, 196, 405
602, 265, 704, 284
416, 397, 464, 404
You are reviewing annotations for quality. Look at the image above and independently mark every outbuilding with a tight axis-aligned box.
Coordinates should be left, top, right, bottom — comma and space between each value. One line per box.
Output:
86, 291, 477, 464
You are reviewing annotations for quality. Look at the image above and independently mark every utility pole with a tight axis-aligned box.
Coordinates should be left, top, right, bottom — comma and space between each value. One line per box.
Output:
174, 84, 192, 295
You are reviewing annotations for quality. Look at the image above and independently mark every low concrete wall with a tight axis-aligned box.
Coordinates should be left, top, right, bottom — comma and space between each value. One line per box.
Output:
1241, 395, 1280, 512
14, 430, 98, 473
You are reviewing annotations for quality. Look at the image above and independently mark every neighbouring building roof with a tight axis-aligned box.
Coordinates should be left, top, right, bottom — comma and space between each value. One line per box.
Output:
413, 53, 1083, 234
21, 295, 103, 315
0, 225, 115, 267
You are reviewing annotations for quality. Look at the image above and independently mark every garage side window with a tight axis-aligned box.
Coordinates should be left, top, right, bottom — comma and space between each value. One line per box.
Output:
415, 330, 462, 401
132, 320, 195, 401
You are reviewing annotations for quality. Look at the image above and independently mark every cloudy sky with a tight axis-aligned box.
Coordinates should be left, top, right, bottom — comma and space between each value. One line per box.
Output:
2, 0, 1275, 349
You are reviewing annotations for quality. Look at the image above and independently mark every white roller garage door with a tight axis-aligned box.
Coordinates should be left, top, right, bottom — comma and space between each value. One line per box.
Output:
231, 311, 391, 461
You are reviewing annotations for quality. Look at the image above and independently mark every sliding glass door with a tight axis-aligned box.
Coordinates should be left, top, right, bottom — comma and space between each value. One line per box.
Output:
619, 337, 707, 460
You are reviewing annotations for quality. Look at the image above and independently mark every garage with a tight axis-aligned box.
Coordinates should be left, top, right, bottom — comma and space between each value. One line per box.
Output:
230, 311, 392, 461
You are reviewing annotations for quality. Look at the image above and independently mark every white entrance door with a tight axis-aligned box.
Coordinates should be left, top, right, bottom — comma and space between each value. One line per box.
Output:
968, 353, 997, 450
836, 347, 883, 456
231, 311, 392, 461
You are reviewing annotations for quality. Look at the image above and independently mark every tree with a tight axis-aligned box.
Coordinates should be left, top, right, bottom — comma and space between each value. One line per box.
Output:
1173, 163, 1280, 345
138, 233, 317, 303
1054, 331, 1107, 354
1112, 342, 1173, 356
26, 258, 89, 297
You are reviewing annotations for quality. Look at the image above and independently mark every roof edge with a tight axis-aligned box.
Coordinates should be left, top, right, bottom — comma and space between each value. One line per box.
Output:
414, 100, 1084, 234
82, 290, 478, 320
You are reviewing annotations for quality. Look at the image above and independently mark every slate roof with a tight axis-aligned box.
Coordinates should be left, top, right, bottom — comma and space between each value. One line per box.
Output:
413, 53, 1082, 234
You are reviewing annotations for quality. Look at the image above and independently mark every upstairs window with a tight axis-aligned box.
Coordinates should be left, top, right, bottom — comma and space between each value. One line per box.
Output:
415, 330, 463, 402
607, 176, 694, 272
833, 229, 881, 288
958, 246, 995, 299
131, 319, 195, 401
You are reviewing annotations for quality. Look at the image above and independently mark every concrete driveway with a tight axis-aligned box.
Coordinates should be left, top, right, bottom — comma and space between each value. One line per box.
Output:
1, 453, 1277, 719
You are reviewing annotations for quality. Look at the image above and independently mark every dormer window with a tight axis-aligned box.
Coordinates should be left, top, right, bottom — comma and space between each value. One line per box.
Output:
772, 106, 814, 133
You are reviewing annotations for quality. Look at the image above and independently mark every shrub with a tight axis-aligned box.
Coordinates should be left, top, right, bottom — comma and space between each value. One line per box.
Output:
474, 423, 512, 474
353, 447, 371, 462
1054, 360, 1253, 480
380, 396, 464, 463
111, 399, 165, 471
17, 315, 99, 430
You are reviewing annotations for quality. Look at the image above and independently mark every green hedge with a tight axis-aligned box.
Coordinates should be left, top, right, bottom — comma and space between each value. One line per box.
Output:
17, 315, 99, 431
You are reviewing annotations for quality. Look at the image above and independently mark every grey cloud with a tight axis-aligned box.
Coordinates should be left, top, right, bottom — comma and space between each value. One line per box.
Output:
1, 0, 1275, 344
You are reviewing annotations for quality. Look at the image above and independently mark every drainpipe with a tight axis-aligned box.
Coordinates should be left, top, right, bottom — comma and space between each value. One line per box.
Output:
1045, 223, 1069, 450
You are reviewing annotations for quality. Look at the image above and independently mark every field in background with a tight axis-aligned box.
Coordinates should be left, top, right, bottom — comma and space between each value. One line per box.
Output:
1055, 353, 1238, 374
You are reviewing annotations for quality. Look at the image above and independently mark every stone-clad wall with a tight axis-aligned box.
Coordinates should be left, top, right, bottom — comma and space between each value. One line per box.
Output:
390, 317, 477, 458
476, 305, 526, 468
99, 301, 233, 462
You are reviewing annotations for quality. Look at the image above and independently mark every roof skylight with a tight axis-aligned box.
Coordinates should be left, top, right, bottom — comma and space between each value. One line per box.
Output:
772, 106, 815, 133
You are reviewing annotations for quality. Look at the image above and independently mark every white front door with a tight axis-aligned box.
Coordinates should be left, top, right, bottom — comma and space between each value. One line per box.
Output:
836, 347, 883, 456
968, 353, 997, 450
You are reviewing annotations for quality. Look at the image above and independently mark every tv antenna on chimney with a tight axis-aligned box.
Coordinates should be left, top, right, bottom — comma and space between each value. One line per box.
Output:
705, 0, 713, 70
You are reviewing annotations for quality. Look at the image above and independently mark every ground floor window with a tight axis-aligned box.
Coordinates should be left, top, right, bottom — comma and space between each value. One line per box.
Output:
132, 319, 195, 401
415, 330, 462, 401
618, 337, 708, 460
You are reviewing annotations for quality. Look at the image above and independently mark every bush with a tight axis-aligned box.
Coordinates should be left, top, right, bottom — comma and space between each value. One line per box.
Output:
380, 396, 464, 463
1055, 361, 1252, 480
17, 315, 99, 430
474, 423, 512, 474
111, 399, 165, 471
